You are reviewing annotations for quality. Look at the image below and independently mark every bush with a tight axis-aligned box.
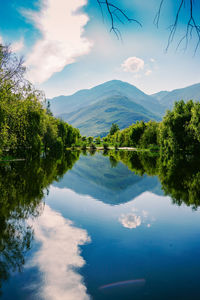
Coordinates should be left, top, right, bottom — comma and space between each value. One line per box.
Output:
95, 136, 101, 144
81, 142, 87, 150
71, 143, 76, 150
114, 143, 119, 150
90, 143, 96, 150
103, 142, 109, 150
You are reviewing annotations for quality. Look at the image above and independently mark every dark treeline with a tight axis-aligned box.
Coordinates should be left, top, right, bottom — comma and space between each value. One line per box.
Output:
104, 100, 200, 154
0, 44, 80, 158
0, 150, 80, 294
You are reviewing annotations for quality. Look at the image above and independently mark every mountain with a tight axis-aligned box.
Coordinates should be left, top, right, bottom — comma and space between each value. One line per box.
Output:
50, 80, 164, 136
50, 80, 164, 116
53, 153, 163, 205
50, 80, 200, 137
151, 90, 169, 101
152, 83, 200, 109
59, 94, 161, 137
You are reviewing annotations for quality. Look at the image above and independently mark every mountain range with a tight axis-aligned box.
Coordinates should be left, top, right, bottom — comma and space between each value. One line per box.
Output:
49, 80, 200, 136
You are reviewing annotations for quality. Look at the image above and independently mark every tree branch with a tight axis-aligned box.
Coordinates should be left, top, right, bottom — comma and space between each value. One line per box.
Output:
97, 0, 142, 39
155, 0, 200, 54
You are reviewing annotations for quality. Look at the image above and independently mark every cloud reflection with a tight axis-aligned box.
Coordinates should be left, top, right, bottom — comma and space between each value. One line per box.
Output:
119, 213, 141, 229
119, 209, 153, 229
28, 205, 91, 300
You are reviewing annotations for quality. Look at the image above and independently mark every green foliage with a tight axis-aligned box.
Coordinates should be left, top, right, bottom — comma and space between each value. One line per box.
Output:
103, 142, 109, 150
139, 121, 159, 148
81, 142, 87, 150
114, 143, 119, 150
105, 149, 200, 209
95, 136, 101, 144
89, 143, 97, 150
0, 44, 80, 158
81, 136, 87, 142
109, 123, 119, 135
159, 100, 200, 156
87, 136, 93, 144
0, 151, 80, 293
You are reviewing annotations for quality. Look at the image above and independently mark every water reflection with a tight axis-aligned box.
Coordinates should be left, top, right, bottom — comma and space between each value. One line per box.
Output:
1, 149, 200, 299
28, 205, 90, 300
0, 151, 80, 295
105, 150, 200, 209
119, 208, 152, 229
119, 212, 141, 229
54, 152, 162, 205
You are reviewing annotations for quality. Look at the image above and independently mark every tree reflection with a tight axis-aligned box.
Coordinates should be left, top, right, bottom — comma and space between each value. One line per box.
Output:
106, 150, 200, 209
0, 151, 80, 294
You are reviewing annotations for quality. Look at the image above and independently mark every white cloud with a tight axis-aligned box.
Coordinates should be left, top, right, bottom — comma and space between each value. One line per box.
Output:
11, 38, 24, 52
24, 0, 92, 84
145, 69, 152, 76
27, 205, 91, 300
119, 213, 141, 229
121, 56, 144, 73
150, 58, 155, 62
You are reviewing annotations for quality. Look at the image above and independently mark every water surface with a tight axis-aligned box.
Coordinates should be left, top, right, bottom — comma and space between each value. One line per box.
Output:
1, 152, 200, 300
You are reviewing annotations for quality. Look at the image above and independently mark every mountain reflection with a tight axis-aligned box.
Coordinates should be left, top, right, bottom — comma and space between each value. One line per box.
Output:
1, 148, 200, 296
0, 151, 80, 295
54, 152, 162, 205
28, 205, 90, 300
105, 150, 200, 209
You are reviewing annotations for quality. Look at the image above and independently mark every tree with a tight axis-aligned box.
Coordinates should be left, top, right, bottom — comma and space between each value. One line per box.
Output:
87, 136, 93, 144
159, 100, 200, 156
109, 123, 119, 135
140, 121, 159, 148
0, 44, 80, 157
129, 121, 146, 147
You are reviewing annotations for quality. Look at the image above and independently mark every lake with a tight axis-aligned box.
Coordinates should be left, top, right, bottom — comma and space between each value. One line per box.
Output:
0, 151, 200, 300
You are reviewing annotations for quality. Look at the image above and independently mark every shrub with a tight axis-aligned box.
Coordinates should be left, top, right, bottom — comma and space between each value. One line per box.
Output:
90, 143, 96, 150
114, 143, 119, 150
103, 142, 109, 150
81, 142, 87, 150
71, 143, 76, 150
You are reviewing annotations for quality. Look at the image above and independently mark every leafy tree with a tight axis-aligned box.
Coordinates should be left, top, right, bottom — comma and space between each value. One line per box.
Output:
95, 136, 101, 144
140, 121, 159, 149
109, 123, 119, 136
0, 44, 80, 157
87, 136, 93, 144
128, 121, 146, 147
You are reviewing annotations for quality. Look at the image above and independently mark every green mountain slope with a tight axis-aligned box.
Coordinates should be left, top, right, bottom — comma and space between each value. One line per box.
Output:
59, 94, 161, 137
50, 80, 164, 116
152, 83, 200, 109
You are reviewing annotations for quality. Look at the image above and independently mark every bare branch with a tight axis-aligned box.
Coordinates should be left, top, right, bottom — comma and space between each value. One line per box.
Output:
154, 0, 165, 28
97, 0, 142, 39
155, 0, 200, 54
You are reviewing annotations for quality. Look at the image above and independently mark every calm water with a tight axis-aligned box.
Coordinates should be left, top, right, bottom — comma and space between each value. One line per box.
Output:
1, 152, 200, 300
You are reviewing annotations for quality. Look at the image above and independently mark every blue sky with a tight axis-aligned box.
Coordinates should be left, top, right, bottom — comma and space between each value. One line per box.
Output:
0, 0, 200, 98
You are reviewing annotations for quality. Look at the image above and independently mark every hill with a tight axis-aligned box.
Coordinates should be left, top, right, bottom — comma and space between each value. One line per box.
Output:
50, 80, 200, 137
50, 80, 163, 136
50, 80, 164, 116
152, 83, 200, 109
59, 94, 161, 137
